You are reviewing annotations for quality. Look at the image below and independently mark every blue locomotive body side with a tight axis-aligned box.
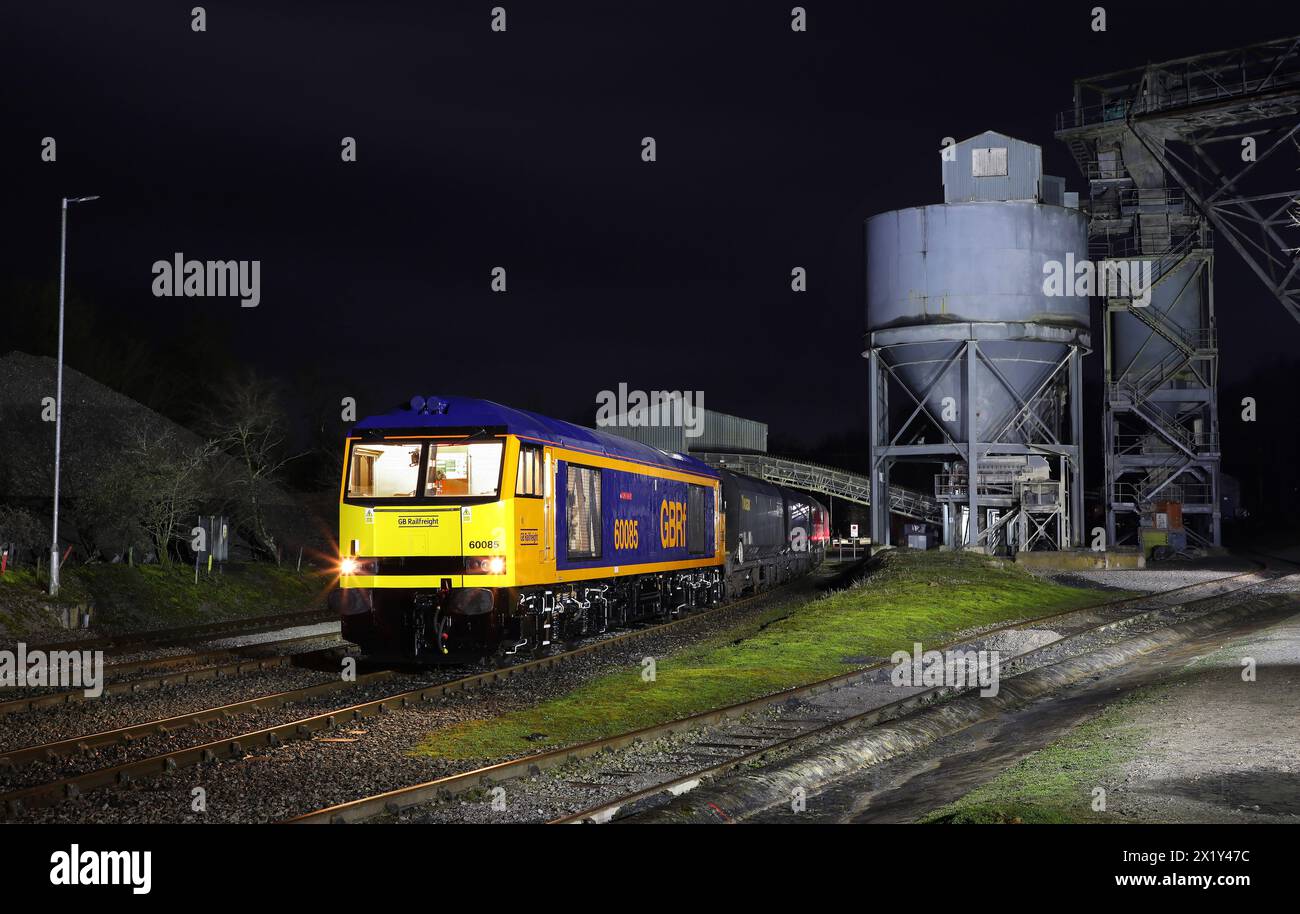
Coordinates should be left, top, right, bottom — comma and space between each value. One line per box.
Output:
556, 460, 717, 572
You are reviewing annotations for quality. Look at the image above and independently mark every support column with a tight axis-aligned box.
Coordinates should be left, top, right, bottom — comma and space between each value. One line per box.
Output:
1069, 345, 1085, 548
965, 340, 979, 550
867, 348, 889, 546
1103, 407, 1117, 550
1206, 255, 1222, 547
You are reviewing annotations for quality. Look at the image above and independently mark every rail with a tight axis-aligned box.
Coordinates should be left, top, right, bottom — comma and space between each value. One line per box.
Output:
292, 559, 1286, 824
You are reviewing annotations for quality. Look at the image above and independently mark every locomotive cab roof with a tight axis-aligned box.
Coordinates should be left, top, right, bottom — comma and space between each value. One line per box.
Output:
350, 395, 720, 478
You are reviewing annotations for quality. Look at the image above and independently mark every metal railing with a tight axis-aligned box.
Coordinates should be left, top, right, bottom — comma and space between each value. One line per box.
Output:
695, 452, 942, 523
1106, 402, 1220, 454
1057, 37, 1300, 131
934, 476, 1014, 500
1112, 481, 1215, 506
935, 476, 1062, 506
1058, 99, 1133, 131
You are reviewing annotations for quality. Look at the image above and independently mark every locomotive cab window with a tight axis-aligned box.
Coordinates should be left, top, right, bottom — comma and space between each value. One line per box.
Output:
425, 442, 504, 498
565, 464, 602, 559
687, 484, 707, 554
515, 443, 543, 497
347, 443, 421, 498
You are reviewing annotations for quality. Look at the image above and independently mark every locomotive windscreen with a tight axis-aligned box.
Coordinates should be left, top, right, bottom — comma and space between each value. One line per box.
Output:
424, 442, 503, 497
345, 439, 503, 501
347, 442, 421, 498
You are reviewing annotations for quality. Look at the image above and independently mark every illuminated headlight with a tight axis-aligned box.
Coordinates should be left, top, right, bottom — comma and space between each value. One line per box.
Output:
340, 557, 359, 575
464, 556, 506, 575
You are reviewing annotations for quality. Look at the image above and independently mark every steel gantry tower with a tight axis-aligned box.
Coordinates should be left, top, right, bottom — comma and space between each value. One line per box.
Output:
1056, 34, 1300, 549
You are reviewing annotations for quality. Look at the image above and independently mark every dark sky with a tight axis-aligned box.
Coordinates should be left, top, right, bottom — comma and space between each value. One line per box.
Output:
3, 0, 1298, 448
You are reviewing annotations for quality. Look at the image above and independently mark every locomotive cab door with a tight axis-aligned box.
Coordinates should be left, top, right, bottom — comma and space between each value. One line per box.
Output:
543, 446, 555, 564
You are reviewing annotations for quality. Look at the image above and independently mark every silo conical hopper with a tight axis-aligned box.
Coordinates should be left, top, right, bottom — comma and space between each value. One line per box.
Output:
866, 202, 1089, 441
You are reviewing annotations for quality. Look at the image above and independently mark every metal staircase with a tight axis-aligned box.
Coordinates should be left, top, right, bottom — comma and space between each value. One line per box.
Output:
1051, 38, 1291, 547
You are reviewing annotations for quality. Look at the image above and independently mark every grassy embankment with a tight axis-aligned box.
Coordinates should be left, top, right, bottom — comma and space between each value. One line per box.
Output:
0, 561, 328, 637
412, 550, 1115, 761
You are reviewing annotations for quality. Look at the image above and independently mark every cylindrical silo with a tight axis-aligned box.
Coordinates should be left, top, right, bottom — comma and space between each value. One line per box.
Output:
867, 201, 1089, 442
865, 131, 1090, 553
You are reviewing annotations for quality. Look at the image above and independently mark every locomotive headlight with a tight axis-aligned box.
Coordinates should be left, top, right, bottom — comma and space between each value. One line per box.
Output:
340, 557, 359, 575
465, 556, 506, 574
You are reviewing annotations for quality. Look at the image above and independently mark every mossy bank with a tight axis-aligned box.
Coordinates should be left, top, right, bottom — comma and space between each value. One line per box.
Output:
0, 561, 329, 640
412, 549, 1109, 762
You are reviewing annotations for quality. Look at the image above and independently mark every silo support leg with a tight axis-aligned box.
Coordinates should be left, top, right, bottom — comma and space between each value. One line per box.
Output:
965, 340, 980, 552
1069, 347, 1085, 549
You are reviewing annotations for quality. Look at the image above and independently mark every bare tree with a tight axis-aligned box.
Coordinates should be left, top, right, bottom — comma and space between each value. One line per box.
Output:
120, 425, 217, 564
203, 371, 302, 562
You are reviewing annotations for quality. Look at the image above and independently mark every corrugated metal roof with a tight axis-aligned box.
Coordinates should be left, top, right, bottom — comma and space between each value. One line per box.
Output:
943, 130, 1043, 204
602, 407, 768, 454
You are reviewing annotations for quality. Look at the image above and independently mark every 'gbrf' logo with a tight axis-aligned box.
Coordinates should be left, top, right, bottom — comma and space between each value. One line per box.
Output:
613, 518, 640, 550
660, 500, 686, 548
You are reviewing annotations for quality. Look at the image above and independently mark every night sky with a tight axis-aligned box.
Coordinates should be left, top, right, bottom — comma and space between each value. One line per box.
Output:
3, 1, 1297, 463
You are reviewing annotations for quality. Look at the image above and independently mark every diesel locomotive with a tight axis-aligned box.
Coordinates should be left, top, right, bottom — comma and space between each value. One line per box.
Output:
330, 395, 828, 660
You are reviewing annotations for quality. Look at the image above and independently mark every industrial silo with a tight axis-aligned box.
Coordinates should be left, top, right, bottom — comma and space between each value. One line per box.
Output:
865, 130, 1090, 553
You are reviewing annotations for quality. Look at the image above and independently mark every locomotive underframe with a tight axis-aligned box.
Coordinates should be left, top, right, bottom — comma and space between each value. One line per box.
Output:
338, 546, 823, 662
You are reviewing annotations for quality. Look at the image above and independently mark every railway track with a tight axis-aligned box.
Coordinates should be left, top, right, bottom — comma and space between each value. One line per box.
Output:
288, 556, 1297, 824
0, 572, 821, 820
0, 633, 347, 719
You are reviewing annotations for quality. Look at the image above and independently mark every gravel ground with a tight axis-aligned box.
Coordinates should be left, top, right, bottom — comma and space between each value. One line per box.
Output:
1105, 612, 1300, 823
740, 597, 1300, 824
393, 573, 1289, 824
15, 556, 1280, 824
3, 573, 839, 823
0, 664, 348, 755
389, 624, 1071, 825
1043, 561, 1252, 595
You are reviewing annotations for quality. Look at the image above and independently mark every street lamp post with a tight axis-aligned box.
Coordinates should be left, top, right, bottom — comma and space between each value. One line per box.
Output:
49, 194, 99, 597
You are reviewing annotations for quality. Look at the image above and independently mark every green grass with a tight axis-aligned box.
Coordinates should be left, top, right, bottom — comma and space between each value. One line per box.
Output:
411, 550, 1111, 762
917, 692, 1150, 824
0, 560, 328, 636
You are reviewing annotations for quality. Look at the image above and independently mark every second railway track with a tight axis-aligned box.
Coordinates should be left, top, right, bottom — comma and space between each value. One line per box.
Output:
289, 555, 1299, 824
4, 555, 1291, 823
0, 632, 347, 719
0, 572, 826, 820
